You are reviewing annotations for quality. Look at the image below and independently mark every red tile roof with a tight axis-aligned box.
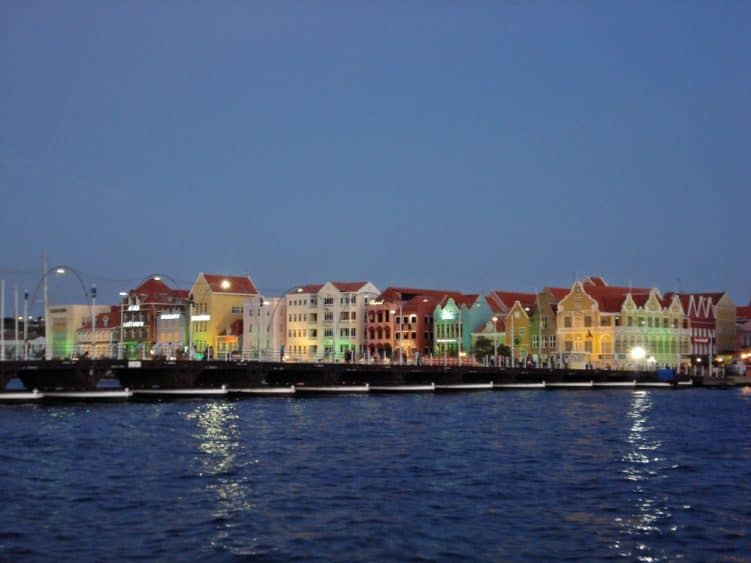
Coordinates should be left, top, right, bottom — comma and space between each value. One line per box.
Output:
292, 281, 370, 294
547, 287, 571, 301
131, 278, 189, 304
203, 274, 257, 295
663, 292, 727, 321
331, 281, 370, 292
737, 306, 751, 322
81, 306, 122, 329
491, 291, 537, 308
584, 276, 608, 287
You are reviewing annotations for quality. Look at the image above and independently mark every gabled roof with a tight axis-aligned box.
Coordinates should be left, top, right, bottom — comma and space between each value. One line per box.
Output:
81, 306, 121, 330
292, 281, 370, 294
377, 286, 463, 303
584, 276, 608, 287
737, 306, 751, 322
663, 292, 727, 320
131, 278, 189, 303
438, 293, 478, 309
294, 284, 324, 294
546, 287, 571, 301
331, 281, 370, 292
491, 291, 537, 308
203, 274, 257, 295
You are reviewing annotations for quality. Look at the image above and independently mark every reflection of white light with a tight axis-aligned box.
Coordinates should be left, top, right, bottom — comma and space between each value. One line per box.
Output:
630, 346, 646, 361
192, 314, 210, 322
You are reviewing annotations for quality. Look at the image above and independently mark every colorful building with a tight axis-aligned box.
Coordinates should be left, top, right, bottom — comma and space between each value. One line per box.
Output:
366, 287, 461, 362
189, 273, 258, 358
285, 281, 379, 361
433, 294, 479, 357
664, 292, 737, 359
737, 304, 751, 351
77, 305, 122, 358
121, 277, 189, 359
47, 304, 110, 359
557, 279, 690, 369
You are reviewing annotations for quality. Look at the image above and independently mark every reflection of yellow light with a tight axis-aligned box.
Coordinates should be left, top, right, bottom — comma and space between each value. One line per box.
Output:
696, 358, 702, 363
221, 280, 231, 290
630, 346, 646, 361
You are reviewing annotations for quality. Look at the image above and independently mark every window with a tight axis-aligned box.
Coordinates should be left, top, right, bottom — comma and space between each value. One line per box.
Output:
600, 317, 610, 327
531, 336, 539, 348
519, 327, 526, 337
564, 316, 572, 328
584, 316, 592, 327
565, 339, 573, 352
351, 312, 356, 320
628, 317, 634, 327
324, 329, 333, 337
584, 340, 592, 353
340, 311, 349, 321
324, 297, 333, 305
351, 329, 356, 337
310, 329, 317, 337
541, 316, 547, 329
324, 312, 333, 321
231, 306, 242, 314
310, 313, 317, 322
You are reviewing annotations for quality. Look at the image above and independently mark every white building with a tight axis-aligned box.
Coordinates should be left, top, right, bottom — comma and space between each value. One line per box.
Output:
48, 304, 109, 359
285, 281, 380, 362
242, 295, 286, 361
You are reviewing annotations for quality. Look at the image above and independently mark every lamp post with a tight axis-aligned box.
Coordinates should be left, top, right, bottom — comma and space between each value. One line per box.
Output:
23, 290, 28, 360
1, 280, 5, 361
119, 291, 127, 359
187, 293, 195, 361
90, 282, 96, 358
492, 315, 498, 367
390, 302, 403, 365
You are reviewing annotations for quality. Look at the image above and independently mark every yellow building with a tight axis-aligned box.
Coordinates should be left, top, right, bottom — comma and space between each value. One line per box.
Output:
556, 279, 690, 369
189, 273, 258, 358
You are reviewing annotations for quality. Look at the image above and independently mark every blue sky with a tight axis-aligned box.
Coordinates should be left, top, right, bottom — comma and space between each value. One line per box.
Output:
1, 1, 749, 310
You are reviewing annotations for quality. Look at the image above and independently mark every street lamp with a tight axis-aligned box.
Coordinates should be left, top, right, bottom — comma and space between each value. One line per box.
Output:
491, 316, 498, 367
119, 291, 127, 359
630, 345, 646, 371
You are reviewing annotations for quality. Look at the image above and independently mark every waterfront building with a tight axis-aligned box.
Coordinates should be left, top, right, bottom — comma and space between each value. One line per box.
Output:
556, 280, 690, 369
242, 295, 286, 361
470, 316, 505, 364
433, 294, 479, 357
528, 287, 570, 363
663, 292, 737, 359
189, 273, 258, 357
216, 319, 243, 360
76, 305, 122, 358
366, 287, 461, 362
47, 304, 110, 359
285, 281, 379, 361
121, 277, 189, 359
737, 304, 751, 351
485, 291, 538, 364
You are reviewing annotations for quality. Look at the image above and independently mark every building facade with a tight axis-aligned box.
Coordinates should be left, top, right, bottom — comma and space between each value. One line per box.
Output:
47, 304, 110, 359
121, 278, 189, 359
285, 281, 379, 361
663, 292, 737, 359
556, 280, 691, 369
189, 273, 258, 358
243, 296, 286, 361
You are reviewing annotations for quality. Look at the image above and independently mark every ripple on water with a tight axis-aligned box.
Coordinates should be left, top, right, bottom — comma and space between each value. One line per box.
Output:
0, 391, 749, 560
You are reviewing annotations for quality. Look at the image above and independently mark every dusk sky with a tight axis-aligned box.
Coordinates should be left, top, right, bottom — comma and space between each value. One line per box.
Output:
1, 1, 749, 311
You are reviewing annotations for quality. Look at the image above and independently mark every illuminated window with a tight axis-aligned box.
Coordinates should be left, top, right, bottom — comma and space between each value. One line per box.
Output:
564, 316, 572, 328
584, 316, 592, 327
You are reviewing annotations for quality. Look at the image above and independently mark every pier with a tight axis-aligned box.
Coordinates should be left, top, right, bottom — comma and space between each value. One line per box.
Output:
0, 357, 740, 403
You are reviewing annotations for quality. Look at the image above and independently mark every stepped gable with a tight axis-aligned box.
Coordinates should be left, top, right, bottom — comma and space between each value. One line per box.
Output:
203, 274, 257, 295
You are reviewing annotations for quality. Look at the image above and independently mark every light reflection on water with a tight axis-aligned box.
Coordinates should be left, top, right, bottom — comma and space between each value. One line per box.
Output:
185, 402, 258, 556
614, 391, 675, 561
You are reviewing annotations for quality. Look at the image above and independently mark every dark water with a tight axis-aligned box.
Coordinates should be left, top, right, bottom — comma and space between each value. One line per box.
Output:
1, 390, 750, 561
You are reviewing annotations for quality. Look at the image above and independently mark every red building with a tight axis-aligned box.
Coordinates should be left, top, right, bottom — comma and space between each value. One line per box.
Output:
121, 277, 189, 358
366, 287, 464, 361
